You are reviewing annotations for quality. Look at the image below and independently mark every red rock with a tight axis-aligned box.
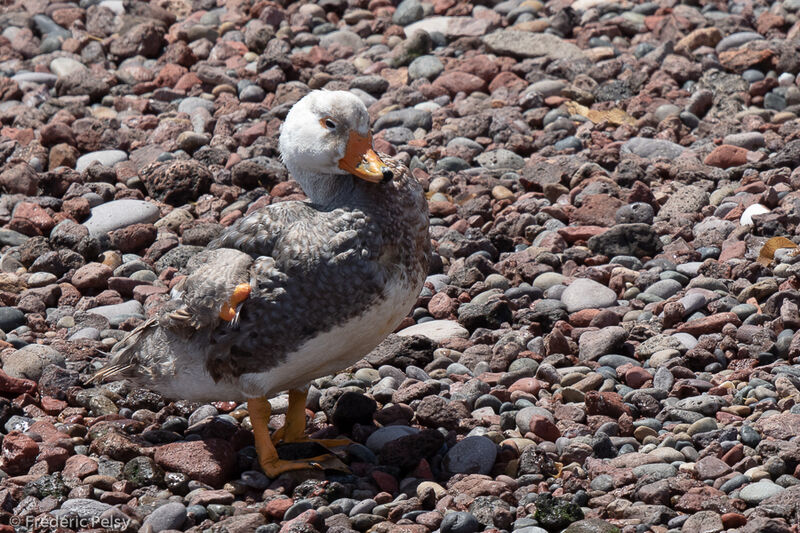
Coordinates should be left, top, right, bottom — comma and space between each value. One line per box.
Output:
133, 285, 169, 304
263, 497, 293, 519
489, 71, 526, 93
428, 200, 457, 217
49, 143, 80, 170
428, 292, 456, 319
371, 470, 398, 493
37, 444, 69, 471
704, 144, 750, 168
585, 391, 630, 418
40, 122, 75, 147
625, 367, 651, 389
280, 510, 323, 533
529, 415, 560, 442
154, 63, 188, 88
719, 48, 774, 72
677, 312, 741, 335
10, 202, 55, 236
695, 455, 732, 480
40, 396, 68, 415
432, 71, 487, 96
754, 412, 800, 439
63, 454, 99, 479
508, 378, 542, 395
0, 432, 39, 475
569, 309, 601, 327
458, 54, 499, 82
174, 72, 202, 91
721, 513, 746, 528
557, 226, 607, 243
71, 263, 113, 290
0, 368, 37, 396
570, 194, 623, 227
719, 240, 746, 262
721, 443, 744, 466
109, 223, 157, 253
154, 439, 236, 488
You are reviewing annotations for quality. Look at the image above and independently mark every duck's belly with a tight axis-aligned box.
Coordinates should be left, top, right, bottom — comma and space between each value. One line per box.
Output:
237, 277, 419, 398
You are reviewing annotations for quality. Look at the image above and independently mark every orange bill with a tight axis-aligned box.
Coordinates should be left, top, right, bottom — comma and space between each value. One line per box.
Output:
338, 130, 389, 183
219, 283, 251, 321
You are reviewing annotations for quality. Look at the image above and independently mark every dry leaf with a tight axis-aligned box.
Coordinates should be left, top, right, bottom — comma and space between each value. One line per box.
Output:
564, 101, 636, 126
757, 236, 797, 266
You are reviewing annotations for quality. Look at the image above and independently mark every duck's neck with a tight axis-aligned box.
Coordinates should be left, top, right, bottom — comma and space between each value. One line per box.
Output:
293, 170, 363, 209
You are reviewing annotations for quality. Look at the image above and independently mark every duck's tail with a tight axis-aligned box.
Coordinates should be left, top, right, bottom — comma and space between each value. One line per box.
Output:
86, 316, 158, 384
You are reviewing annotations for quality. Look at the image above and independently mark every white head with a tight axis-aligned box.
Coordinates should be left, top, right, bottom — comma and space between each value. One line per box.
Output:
279, 90, 393, 205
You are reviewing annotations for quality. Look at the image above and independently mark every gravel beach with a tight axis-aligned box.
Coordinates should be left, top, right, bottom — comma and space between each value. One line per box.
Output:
3, 0, 800, 532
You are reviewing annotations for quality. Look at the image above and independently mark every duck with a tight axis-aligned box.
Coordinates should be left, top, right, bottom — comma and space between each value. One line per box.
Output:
93, 90, 431, 476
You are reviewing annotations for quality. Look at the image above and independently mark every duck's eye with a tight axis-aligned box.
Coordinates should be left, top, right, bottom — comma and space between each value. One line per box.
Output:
322, 118, 336, 129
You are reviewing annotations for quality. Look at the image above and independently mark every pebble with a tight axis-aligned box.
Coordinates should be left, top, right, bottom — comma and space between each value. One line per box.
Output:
561, 278, 618, 313
142, 502, 187, 532
82, 200, 160, 237
739, 481, 785, 504
442, 436, 497, 475
75, 150, 128, 173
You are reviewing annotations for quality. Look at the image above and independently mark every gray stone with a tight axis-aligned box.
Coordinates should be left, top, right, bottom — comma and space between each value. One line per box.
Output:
579, 327, 627, 361
563, 519, 621, 533
1, 344, 65, 381
0, 308, 25, 332
675, 395, 727, 416
83, 199, 160, 238
681, 511, 722, 533
365, 426, 419, 451
12, 72, 58, 86
143, 502, 187, 533
443, 436, 497, 475
441, 511, 481, 533
484, 30, 586, 61
716, 32, 764, 53
396, 320, 469, 342
320, 30, 364, 51
620, 137, 685, 159
475, 149, 525, 170
53, 499, 112, 520
528, 80, 566, 98
408, 55, 444, 81
645, 279, 683, 299
177, 97, 215, 115
723, 132, 765, 150
561, 278, 617, 313
656, 185, 709, 222
373, 108, 432, 131
49, 57, 86, 78
393, 0, 424, 25
75, 150, 128, 173
616, 202, 654, 224
587, 223, 661, 258
631, 463, 677, 480
87, 300, 145, 327
405, 16, 491, 38
739, 481, 785, 505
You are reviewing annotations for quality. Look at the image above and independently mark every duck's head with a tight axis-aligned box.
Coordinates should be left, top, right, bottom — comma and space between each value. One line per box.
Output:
279, 90, 393, 203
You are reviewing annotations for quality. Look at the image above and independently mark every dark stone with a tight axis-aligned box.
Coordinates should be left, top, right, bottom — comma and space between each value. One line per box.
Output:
331, 392, 377, 432
364, 334, 435, 368
587, 223, 662, 258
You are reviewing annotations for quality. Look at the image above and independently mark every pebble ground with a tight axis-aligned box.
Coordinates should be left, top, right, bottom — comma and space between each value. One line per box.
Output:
2, 0, 800, 532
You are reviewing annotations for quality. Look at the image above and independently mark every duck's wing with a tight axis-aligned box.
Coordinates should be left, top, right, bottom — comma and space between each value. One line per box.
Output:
91, 247, 255, 383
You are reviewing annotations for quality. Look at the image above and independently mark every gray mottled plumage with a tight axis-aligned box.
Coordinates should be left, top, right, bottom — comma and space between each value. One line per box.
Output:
95, 91, 430, 401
